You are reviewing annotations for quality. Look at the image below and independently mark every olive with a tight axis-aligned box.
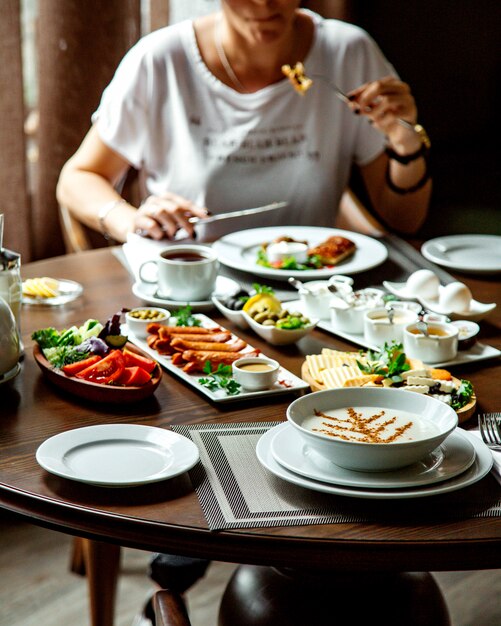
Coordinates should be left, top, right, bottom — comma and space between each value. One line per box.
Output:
224, 298, 238, 310
262, 319, 276, 326
233, 299, 245, 311
254, 311, 270, 324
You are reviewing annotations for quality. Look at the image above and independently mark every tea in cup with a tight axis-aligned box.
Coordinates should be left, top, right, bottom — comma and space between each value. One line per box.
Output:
404, 322, 459, 363
139, 245, 219, 301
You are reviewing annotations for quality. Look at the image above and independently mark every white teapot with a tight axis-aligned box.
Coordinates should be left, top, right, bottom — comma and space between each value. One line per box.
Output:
0, 295, 20, 376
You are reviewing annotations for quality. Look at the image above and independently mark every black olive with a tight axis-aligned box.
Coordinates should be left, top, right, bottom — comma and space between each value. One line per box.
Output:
225, 298, 238, 310
233, 299, 245, 310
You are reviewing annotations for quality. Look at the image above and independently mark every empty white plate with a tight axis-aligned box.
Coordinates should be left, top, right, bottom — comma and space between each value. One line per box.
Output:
36, 424, 200, 486
421, 235, 501, 275
270, 423, 476, 489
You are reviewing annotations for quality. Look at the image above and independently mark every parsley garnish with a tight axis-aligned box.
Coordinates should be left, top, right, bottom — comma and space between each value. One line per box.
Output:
174, 305, 201, 327
198, 362, 241, 396
357, 341, 410, 383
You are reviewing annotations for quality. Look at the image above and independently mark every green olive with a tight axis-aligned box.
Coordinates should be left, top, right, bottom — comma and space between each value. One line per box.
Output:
262, 319, 276, 326
254, 311, 270, 324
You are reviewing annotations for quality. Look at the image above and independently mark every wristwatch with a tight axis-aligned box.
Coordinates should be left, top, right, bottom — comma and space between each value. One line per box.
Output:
385, 123, 431, 165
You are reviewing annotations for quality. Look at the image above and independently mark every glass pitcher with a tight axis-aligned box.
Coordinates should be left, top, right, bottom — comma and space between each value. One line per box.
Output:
0, 248, 22, 333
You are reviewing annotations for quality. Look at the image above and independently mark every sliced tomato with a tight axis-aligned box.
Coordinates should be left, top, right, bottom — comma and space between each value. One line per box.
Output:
118, 366, 151, 387
76, 350, 125, 384
122, 348, 157, 373
62, 355, 102, 376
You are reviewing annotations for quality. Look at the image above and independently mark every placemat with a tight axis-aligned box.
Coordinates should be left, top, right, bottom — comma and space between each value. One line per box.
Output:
173, 422, 501, 531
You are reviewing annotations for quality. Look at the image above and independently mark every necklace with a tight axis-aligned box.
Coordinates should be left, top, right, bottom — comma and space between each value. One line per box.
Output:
214, 15, 247, 92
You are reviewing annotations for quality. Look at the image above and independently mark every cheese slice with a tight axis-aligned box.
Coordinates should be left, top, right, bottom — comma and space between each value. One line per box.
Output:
320, 365, 363, 389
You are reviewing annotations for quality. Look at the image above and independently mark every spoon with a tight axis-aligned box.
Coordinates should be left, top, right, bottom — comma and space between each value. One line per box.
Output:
416, 319, 429, 337
288, 277, 313, 294
385, 302, 395, 325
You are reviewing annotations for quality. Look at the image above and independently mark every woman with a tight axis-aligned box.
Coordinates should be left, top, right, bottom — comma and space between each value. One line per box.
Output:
57, 1, 431, 244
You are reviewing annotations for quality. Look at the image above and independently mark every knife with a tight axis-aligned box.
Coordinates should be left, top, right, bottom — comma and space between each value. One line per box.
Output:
188, 201, 288, 224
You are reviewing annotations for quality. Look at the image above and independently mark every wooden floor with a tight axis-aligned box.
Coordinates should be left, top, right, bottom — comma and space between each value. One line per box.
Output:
1, 511, 501, 626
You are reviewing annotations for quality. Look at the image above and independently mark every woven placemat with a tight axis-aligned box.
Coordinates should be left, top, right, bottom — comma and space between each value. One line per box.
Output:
173, 422, 501, 531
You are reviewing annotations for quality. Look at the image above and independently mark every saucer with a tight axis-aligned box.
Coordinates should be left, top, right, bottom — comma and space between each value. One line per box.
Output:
132, 276, 240, 312
383, 280, 496, 322
270, 423, 476, 489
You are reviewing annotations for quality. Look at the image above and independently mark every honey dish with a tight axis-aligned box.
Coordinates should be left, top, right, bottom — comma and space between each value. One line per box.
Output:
286, 387, 458, 472
232, 356, 279, 391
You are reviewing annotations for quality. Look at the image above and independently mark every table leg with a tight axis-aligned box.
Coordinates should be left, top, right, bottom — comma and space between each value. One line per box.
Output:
82, 538, 121, 626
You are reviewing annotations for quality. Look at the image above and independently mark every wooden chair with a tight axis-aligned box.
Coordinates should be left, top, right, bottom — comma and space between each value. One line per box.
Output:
154, 590, 191, 626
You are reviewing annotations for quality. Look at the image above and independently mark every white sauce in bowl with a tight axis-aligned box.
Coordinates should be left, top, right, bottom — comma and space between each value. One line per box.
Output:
302, 407, 440, 444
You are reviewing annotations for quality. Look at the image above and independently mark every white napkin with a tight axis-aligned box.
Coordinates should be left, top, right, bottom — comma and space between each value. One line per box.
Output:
470, 428, 501, 485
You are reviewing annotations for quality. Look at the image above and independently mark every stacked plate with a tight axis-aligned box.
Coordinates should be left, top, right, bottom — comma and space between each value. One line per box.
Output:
256, 423, 493, 499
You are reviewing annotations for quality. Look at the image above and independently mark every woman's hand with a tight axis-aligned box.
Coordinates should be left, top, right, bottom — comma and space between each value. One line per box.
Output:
134, 193, 209, 240
347, 76, 421, 153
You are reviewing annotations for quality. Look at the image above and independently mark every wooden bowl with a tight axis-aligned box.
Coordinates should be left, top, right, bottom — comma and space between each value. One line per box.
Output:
301, 361, 476, 424
33, 342, 162, 403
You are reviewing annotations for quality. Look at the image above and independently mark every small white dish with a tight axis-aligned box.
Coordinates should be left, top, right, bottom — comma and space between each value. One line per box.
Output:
421, 235, 501, 275
243, 310, 318, 345
384, 280, 496, 321
125, 307, 171, 339
211, 296, 249, 329
256, 424, 492, 500
298, 280, 333, 320
364, 306, 418, 348
403, 321, 459, 364
451, 320, 480, 350
132, 275, 240, 312
22, 278, 83, 306
286, 387, 458, 472
36, 424, 200, 486
271, 423, 476, 489
329, 288, 385, 334
232, 356, 279, 390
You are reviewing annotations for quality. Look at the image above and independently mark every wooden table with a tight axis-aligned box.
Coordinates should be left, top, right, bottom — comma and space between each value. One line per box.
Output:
1, 247, 501, 625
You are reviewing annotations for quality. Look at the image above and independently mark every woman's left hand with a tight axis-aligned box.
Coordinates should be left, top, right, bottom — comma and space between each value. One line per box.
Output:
347, 76, 420, 152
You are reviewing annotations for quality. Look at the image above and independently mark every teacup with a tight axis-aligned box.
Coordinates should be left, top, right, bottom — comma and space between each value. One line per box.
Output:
364, 306, 418, 347
139, 245, 219, 302
299, 280, 332, 320
403, 322, 459, 363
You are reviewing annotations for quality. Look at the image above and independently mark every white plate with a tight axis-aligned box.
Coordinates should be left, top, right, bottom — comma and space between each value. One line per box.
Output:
256, 426, 492, 499
36, 424, 200, 486
132, 276, 240, 312
287, 298, 501, 367
421, 235, 501, 275
126, 315, 310, 404
383, 281, 496, 322
270, 423, 476, 489
22, 278, 83, 306
0, 362, 21, 385
212, 226, 388, 281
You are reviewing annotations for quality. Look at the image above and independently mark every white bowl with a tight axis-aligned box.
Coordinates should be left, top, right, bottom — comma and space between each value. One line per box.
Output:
211, 296, 249, 329
329, 288, 385, 334
232, 356, 279, 390
364, 306, 418, 347
299, 280, 332, 320
125, 307, 171, 338
287, 387, 458, 472
242, 311, 317, 345
403, 321, 459, 364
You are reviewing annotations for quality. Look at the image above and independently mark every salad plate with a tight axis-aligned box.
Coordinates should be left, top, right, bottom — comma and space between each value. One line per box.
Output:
211, 226, 388, 281
256, 426, 492, 499
126, 315, 310, 404
36, 424, 199, 486
383, 281, 496, 322
421, 235, 501, 275
132, 275, 240, 312
270, 423, 476, 489
33, 342, 162, 403
287, 299, 501, 368
22, 278, 83, 306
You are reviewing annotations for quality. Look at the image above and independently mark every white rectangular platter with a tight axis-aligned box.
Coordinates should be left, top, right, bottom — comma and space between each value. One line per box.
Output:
125, 316, 309, 404
285, 299, 501, 369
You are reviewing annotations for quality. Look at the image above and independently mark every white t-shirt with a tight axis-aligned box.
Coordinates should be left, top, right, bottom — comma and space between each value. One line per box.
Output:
94, 10, 396, 229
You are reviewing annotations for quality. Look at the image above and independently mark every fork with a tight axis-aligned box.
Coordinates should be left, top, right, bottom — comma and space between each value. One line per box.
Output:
309, 74, 417, 133
478, 413, 501, 449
